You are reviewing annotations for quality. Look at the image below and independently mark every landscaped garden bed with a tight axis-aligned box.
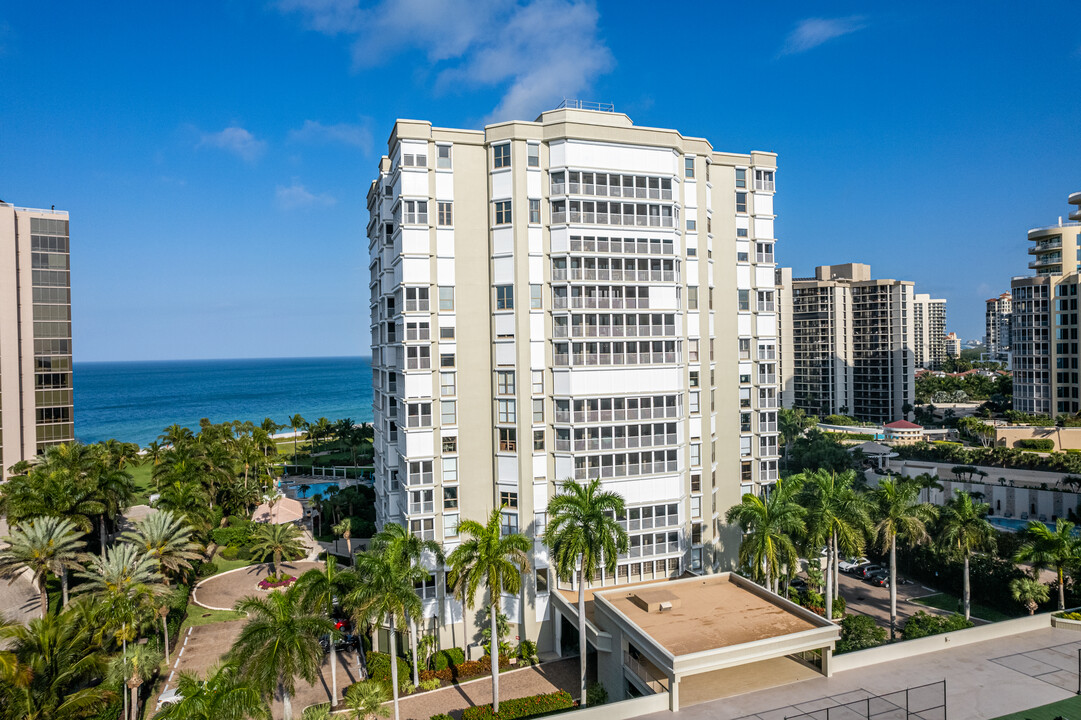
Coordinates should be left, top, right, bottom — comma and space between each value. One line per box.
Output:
460, 690, 576, 720
257, 573, 296, 590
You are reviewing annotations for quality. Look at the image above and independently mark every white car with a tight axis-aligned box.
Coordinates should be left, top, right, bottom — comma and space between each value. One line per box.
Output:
156, 688, 183, 711
838, 557, 870, 574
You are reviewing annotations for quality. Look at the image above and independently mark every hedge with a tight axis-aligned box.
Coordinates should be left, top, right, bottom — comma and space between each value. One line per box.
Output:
367, 652, 411, 686
1017, 439, 1055, 451
461, 691, 575, 720
419, 654, 510, 684
434, 647, 466, 671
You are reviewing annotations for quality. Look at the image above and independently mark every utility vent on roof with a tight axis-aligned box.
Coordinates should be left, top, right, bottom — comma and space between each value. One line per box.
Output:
630, 589, 682, 613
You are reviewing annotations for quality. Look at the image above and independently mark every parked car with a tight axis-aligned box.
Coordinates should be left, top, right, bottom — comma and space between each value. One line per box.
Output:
868, 570, 890, 588
320, 632, 358, 654
788, 576, 808, 592
838, 557, 870, 574
859, 564, 883, 579
156, 688, 183, 711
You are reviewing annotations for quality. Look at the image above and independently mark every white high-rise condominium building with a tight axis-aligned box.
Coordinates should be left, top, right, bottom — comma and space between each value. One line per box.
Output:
1012, 192, 1081, 416
366, 105, 779, 653
912, 293, 947, 370
0, 202, 74, 480
778, 263, 915, 424
985, 292, 1012, 365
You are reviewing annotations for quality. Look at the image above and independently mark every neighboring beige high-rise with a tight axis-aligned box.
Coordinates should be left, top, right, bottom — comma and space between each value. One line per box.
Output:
913, 293, 947, 369
1012, 192, 1081, 416
944, 332, 962, 358
985, 291, 1012, 365
778, 263, 915, 424
366, 104, 779, 655
0, 202, 74, 480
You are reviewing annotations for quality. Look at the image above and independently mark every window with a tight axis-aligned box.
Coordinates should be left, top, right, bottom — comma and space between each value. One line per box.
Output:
441, 372, 456, 396
532, 399, 544, 423
438, 286, 454, 311
500, 491, 519, 508
531, 370, 543, 394
738, 289, 750, 311
688, 339, 699, 362
441, 400, 457, 424
689, 391, 700, 414
443, 486, 459, 510
402, 152, 427, 167
436, 144, 452, 169
501, 511, 519, 536
408, 460, 433, 485
494, 144, 511, 169
529, 199, 541, 224
687, 219, 696, 231
755, 169, 775, 191
444, 514, 459, 538
440, 353, 455, 368
495, 200, 512, 225
406, 346, 430, 370
738, 338, 751, 359
690, 442, 701, 467
689, 370, 699, 388
534, 511, 547, 533
527, 144, 540, 167
403, 200, 428, 224
688, 286, 698, 310
735, 168, 746, 188
535, 568, 549, 594
687, 246, 697, 257
684, 157, 695, 179
407, 403, 432, 427
437, 202, 453, 226
530, 284, 542, 309
497, 371, 515, 395
499, 427, 517, 452
757, 290, 775, 312
533, 429, 544, 451
497, 399, 516, 423
442, 457, 458, 482
736, 192, 747, 213
496, 285, 514, 310
737, 228, 749, 237
410, 518, 435, 541
442, 435, 457, 453
440, 326, 455, 340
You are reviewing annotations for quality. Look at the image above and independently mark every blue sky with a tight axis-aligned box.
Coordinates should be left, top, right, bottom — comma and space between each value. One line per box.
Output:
1, 1, 1078, 361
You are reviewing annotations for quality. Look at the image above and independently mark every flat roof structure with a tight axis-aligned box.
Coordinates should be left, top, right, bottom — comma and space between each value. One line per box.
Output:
582, 573, 840, 711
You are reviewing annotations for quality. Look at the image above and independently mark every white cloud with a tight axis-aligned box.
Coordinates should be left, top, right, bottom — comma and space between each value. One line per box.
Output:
276, 181, 337, 210
288, 119, 372, 151
197, 127, 266, 162
780, 16, 867, 56
277, 0, 613, 124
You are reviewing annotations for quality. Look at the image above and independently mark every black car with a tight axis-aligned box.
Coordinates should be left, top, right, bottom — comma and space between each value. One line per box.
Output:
867, 570, 890, 587
320, 632, 358, 653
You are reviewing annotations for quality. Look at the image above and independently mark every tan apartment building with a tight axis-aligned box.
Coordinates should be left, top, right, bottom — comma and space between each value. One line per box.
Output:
985, 291, 1012, 366
779, 263, 915, 424
913, 293, 947, 369
0, 202, 74, 480
365, 104, 780, 655
1012, 192, 1081, 417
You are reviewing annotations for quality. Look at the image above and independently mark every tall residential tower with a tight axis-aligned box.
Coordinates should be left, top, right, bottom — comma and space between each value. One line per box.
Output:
984, 292, 1012, 366
912, 293, 947, 369
0, 202, 74, 480
366, 105, 779, 652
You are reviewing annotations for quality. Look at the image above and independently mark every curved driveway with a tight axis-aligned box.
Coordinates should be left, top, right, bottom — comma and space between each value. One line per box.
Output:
192, 561, 324, 610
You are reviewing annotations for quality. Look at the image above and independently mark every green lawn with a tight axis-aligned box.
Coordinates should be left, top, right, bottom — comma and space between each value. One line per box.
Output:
991, 694, 1081, 720
180, 602, 244, 632
913, 592, 1017, 623
129, 462, 154, 505
208, 549, 253, 574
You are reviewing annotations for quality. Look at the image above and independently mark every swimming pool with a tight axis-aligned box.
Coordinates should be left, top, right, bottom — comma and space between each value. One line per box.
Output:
288, 481, 343, 498
988, 517, 1052, 533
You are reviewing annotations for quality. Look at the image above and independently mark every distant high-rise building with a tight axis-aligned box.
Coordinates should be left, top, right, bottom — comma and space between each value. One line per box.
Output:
778, 263, 915, 424
366, 106, 779, 651
944, 332, 962, 359
913, 293, 948, 369
984, 292, 1012, 365
1012, 192, 1081, 416
0, 202, 74, 479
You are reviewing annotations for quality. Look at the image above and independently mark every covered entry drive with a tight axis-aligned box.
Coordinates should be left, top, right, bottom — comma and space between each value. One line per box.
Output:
591, 573, 840, 710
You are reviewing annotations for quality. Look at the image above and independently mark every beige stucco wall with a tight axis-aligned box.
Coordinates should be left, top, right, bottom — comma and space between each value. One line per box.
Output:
995, 425, 1081, 451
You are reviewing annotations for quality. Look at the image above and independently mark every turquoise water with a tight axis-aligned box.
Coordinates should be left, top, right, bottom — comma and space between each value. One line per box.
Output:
74, 357, 373, 446
989, 517, 1052, 533
289, 481, 342, 497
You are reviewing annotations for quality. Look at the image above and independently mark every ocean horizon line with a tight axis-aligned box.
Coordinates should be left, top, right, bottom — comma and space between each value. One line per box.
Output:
74, 354, 373, 365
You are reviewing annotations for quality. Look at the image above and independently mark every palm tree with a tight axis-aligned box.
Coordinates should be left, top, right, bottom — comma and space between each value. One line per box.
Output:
311, 494, 325, 536
341, 680, 390, 720
1010, 574, 1050, 615
121, 509, 202, 585
798, 469, 869, 619
872, 479, 937, 637
311, 418, 333, 454
778, 407, 815, 468
937, 490, 995, 621
296, 556, 358, 708
0, 610, 114, 719
154, 662, 270, 720
725, 476, 805, 593
1, 443, 104, 536
369, 522, 445, 687
447, 508, 531, 714
346, 549, 421, 720
156, 480, 213, 531
0, 516, 86, 616
108, 642, 162, 720
289, 414, 307, 462
1015, 519, 1081, 610
251, 522, 305, 576
333, 518, 353, 567
544, 478, 627, 707
231, 586, 334, 720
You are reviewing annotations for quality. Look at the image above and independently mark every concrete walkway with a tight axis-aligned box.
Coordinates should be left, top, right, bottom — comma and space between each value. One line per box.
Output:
640, 627, 1081, 720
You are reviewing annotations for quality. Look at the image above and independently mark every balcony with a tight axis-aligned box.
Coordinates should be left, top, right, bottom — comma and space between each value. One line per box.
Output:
1028, 237, 1063, 254
1029, 255, 1062, 270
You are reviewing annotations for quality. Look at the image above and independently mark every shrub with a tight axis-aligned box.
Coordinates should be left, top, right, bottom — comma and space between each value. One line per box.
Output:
1056, 611, 1081, 621
400, 681, 416, 695
836, 615, 887, 653
367, 652, 411, 686
220, 546, 240, 561
586, 682, 608, 706
431, 715, 454, 720
902, 611, 973, 640
461, 690, 575, 720
434, 647, 466, 671
195, 561, 219, 579
210, 519, 256, 548
518, 639, 538, 662
418, 678, 442, 691
258, 574, 296, 590
419, 655, 510, 684
823, 414, 858, 426
1018, 439, 1056, 451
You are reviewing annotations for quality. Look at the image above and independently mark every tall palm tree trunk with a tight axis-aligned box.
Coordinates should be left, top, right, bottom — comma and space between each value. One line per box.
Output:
390, 614, 400, 720
409, 616, 420, 687
346, 535, 353, 567
129, 681, 140, 720
122, 634, 128, 720
578, 564, 588, 707
824, 538, 833, 621
1059, 567, 1067, 610
330, 633, 339, 707
100, 516, 108, 560
61, 569, 69, 607
962, 554, 971, 621
833, 530, 840, 601
281, 681, 293, 720
490, 598, 501, 713
889, 535, 898, 639
162, 614, 170, 660
37, 579, 48, 620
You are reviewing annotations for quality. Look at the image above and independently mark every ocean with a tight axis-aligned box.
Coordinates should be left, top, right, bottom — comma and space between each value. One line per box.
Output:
74, 356, 374, 446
